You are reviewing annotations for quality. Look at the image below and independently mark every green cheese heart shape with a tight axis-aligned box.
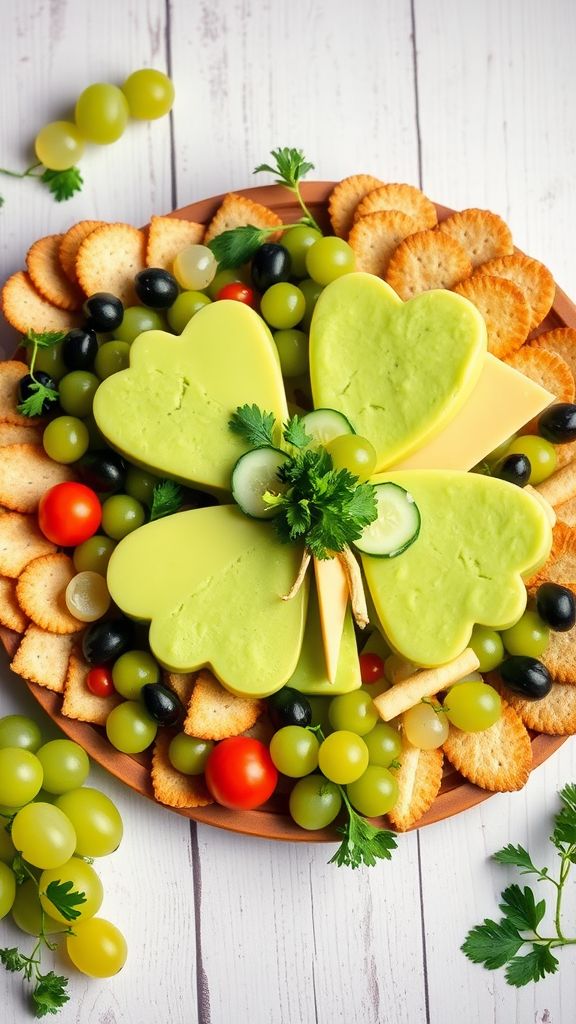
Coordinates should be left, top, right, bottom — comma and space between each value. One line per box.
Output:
360, 471, 552, 667
309, 273, 487, 470
106, 505, 308, 697
93, 300, 288, 494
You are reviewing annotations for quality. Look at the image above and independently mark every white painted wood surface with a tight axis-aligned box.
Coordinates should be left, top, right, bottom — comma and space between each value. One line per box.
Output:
1, 1, 576, 1021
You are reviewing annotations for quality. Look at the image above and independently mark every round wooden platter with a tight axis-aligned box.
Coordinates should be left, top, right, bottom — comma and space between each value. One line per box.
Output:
1, 181, 575, 843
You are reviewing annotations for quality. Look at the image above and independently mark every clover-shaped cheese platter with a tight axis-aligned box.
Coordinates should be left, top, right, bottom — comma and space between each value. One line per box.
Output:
1, 167, 576, 859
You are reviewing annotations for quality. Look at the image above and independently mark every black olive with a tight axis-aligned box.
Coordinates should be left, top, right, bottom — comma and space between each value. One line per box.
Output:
536, 582, 576, 632
62, 328, 99, 371
134, 268, 179, 309
141, 683, 184, 726
18, 371, 59, 415
251, 244, 292, 292
82, 619, 135, 665
538, 403, 576, 444
492, 453, 531, 487
83, 292, 124, 333
267, 686, 312, 728
76, 452, 126, 494
499, 656, 552, 700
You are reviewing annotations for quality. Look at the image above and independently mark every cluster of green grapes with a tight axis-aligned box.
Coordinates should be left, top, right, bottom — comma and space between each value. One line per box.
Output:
0, 715, 127, 986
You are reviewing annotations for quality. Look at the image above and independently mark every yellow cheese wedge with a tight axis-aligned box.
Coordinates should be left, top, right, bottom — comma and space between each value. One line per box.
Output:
313, 555, 349, 683
288, 578, 361, 695
394, 354, 553, 471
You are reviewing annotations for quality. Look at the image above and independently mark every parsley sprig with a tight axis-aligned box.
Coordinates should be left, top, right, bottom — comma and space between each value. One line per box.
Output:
254, 147, 320, 230
462, 783, 576, 986
0, 163, 83, 204
17, 330, 64, 418
150, 479, 184, 521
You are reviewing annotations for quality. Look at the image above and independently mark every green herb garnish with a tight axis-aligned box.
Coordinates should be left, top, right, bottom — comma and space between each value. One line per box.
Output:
462, 783, 576, 986
0, 163, 83, 205
150, 479, 184, 521
208, 225, 281, 271
329, 789, 398, 868
42, 880, 86, 923
16, 330, 64, 418
229, 404, 276, 448
254, 146, 319, 229
282, 413, 313, 449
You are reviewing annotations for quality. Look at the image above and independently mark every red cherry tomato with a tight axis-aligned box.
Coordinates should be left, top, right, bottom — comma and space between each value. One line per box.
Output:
216, 282, 257, 308
359, 652, 385, 684
204, 737, 278, 810
38, 482, 101, 546
86, 666, 115, 697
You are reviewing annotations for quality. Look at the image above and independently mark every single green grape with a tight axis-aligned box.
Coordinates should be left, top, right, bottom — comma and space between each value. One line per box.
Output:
0, 862, 16, 920
34, 121, 85, 171
346, 765, 399, 817
0, 747, 43, 806
106, 702, 157, 754
112, 649, 160, 699
94, 341, 131, 379
305, 237, 355, 285
318, 730, 369, 784
468, 625, 505, 672
173, 245, 217, 291
101, 494, 145, 540
299, 278, 323, 331
73, 535, 116, 575
269, 726, 319, 778
33, 341, 67, 381
281, 226, 323, 278
288, 774, 342, 830
125, 467, 158, 506
167, 291, 211, 333
11, 879, 63, 935
43, 416, 89, 464
0, 715, 42, 752
207, 267, 249, 300
328, 691, 378, 736
58, 371, 100, 418
75, 83, 129, 144
35, 740, 90, 795
168, 734, 214, 775
11, 803, 76, 869
39, 856, 103, 923
326, 434, 377, 482
273, 329, 309, 378
67, 916, 127, 977
260, 283, 306, 329
55, 787, 123, 857
122, 68, 175, 119
501, 609, 550, 658
443, 682, 502, 732
403, 702, 449, 750
115, 306, 165, 344
506, 435, 557, 486
363, 723, 402, 767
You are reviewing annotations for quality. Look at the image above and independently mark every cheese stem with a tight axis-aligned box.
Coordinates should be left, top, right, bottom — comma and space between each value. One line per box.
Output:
337, 545, 369, 629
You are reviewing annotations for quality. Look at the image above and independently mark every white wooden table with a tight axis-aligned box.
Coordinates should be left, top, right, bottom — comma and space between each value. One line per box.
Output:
1, 2, 576, 1021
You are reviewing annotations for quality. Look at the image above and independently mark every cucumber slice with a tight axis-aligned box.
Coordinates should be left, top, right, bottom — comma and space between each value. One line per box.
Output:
301, 408, 355, 445
355, 483, 421, 557
231, 446, 288, 518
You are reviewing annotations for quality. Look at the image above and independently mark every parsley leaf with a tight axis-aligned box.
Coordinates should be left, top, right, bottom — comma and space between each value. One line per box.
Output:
229, 404, 276, 448
254, 147, 319, 231
493, 843, 542, 876
17, 380, 59, 418
23, 329, 67, 349
499, 884, 546, 932
150, 480, 183, 521
208, 224, 277, 270
283, 414, 312, 449
329, 800, 397, 869
505, 946, 559, 987
40, 167, 83, 202
461, 918, 524, 970
43, 880, 86, 922
0, 947, 27, 973
32, 972, 70, 1018
551, 782, 576, 850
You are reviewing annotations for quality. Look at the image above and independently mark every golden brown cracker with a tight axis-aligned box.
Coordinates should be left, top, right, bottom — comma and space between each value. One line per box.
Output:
16, 553, 81, 634
146, 216, 205, 270
164, 670, 197, 706
556, 494, 576, 526
530, 327, 576, 382
0, 423, 42, 447
438, 208, 513, 269
442, 701, 532, 791
537, 464, 576, 510
475, 253, 555, 332
0, 511, 56, 578
0, 361, 42, 428
385, 229, 472, 299
527, 522, 576, 589
505, 347, 574, 404
540, 628, 576, 684
354, 182, 438, 230
183, 669, 263, 740
58, 221, 105, 284
1, 271, 80, 334
348, 210, 417, 277
61, 650, 121, 724
454, 274, 530, 359
10, 625, 75, 693
387, 740, 443, 831
151, 730, 213, 809
0, 575, 28, 632
0, 443, 74, 513
203, 193, 282, 244
498, 682, 576, 735
26, 234, 84, 311
328, 174, 384, 238
76, 223, 146, 307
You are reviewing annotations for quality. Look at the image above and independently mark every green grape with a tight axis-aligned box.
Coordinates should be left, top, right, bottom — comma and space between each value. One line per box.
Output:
364, 723, 402, 767
39, 856, 103, 923
260, 283, 306, 329
12, 803, 76, 869
115, 306, 165, 344
318, 730, 369, 784
125, 467, 158, 506
67, 917, 127, 977
122, 68, 174, 119
35, 740, 90, 795
43, 416, 89, 464
32, 341, 67, 381
112, 649, 160, 699
0, 747, 43, 806
403, 702, 449, 750
0, 862, 16, 920
58, 371, 100, 418
468, 625, 505, 672
73, 535, 116, 575
501, 609, 550, 658
0, 715, 42, 752
305, 237, 355, 285
299, 278, 323, 331
325, 434, 377, 483
443, 682, 502, 732
101, 494, 145, 540
75, 83, 129, 144
168, 734, 214, 775
346, 765, 399, 817
167, 291, 211, 333
173, 245, 217, 291
54, 787, 123, 857
94, 341, 131, 379
106, 701, 157, 753
328, 691, 378, 736
506, 435, 557, 486
207, 267, 249, 300
288, 774, 342, 830
273, 329, 309, 378
0, 823, 16, 864
307, 696, 332, 734
281, 226, 323, 278
11, 880, 63, 935
269, 726, 319, 778
34, 121, 85, 171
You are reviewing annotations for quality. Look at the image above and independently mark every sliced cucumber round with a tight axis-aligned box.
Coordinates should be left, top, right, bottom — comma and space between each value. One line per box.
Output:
301, 408, 355, 445
355, 482, 421, 558
231, 446, 288, 519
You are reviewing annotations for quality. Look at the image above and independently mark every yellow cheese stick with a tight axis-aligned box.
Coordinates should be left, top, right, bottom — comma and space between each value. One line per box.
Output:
374, 648, 480, 721
313, 555, 349, 684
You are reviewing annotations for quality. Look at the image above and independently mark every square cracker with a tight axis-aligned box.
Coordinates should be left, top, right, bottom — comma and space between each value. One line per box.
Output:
10, 625, 75, 693
0, 511, 56, 578
61, 651, 121, 725
203, 193, 282, 244
442, 701, 532, 791
184, 669, 263, 740
387, 739, 443, 832
151, 730, 213, 809
146, 216, 205, 270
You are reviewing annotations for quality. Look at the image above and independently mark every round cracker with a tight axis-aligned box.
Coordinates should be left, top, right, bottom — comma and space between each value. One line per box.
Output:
0, 361, 43, 428
328, 174, 384, 238
0, 443, 74, 513
442, 701, 532, 792
454, 274, 530, 359
506, 347, 575, 404
17, 552, 81, 634
0, 575, 28, 632
385, 229, 472, 299
0, 422, 43, 447
475, 253, 555, 331
0, 511, 56, 578
1, 271, 80, 334
438, 208, 513, 269
348, 210, 417, 277
76, 223, 146, 307
58, 220, 105, 285
530, 327, 576, 383
498, 682, 576, 735
354, 183, 438, 230
26, 234, 84, 311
